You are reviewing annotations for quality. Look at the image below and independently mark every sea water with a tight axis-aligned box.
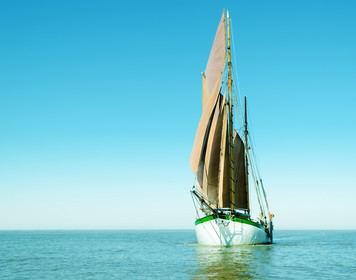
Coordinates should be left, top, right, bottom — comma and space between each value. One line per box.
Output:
0, 230, 355, 279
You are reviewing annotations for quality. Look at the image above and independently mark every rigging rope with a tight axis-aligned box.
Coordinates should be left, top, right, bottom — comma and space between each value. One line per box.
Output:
229, 18, 272, 226
230, 19, 244, 129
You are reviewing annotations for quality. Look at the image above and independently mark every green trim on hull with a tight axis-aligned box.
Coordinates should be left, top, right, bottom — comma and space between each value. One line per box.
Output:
195, 214, 264, 230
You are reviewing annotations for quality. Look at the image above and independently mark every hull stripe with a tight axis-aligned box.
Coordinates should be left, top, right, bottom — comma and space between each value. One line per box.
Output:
195, 214, 264, 230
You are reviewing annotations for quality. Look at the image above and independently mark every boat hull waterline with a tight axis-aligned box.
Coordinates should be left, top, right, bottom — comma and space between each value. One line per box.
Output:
195, 216, 270, 245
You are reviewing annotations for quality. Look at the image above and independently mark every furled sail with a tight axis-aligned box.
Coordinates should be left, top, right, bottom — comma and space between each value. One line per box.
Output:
233, 130, 249, 210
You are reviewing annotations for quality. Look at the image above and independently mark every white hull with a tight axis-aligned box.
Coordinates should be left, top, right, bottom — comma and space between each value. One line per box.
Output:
196, 217, 270, 246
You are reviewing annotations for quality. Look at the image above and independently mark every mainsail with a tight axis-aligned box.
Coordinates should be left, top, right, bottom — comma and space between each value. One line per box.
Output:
190, 12, 249, 211
190, 12, 226, 187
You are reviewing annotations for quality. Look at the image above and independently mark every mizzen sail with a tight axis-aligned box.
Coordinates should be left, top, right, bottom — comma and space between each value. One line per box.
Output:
233, 130, 249, 210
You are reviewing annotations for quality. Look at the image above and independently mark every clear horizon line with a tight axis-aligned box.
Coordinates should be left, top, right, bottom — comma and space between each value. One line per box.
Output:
1, 228, 356, 231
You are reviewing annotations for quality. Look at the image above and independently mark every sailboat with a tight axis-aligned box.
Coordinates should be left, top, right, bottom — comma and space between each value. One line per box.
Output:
190, 10, 273, 246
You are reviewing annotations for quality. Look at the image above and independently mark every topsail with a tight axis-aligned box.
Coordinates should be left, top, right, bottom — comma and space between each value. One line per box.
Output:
202, 13, 226, 107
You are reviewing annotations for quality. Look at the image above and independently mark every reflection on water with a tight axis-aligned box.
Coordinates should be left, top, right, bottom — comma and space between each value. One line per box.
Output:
193, 244, 273, 279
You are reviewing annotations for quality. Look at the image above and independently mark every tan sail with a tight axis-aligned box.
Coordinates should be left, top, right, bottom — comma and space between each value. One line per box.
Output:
190, 81, 221, 175
203, 12, 226, 103
201, 94, 223, 205
218, 104, 230, 208
202, 73, 208, 108
192, 12, 241, 209
191, 12, 226, 175
233, 130, 249, 210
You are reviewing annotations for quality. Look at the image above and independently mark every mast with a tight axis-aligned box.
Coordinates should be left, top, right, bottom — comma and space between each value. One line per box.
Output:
227, 11, 236, 210
244, 96, 250, 211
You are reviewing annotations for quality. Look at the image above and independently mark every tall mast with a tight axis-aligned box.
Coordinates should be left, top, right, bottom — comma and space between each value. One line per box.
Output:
244, 96, 250, 212
227, 11, 235, 210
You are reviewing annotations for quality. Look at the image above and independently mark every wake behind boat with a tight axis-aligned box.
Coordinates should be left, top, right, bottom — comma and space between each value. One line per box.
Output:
190, 10, 273, 246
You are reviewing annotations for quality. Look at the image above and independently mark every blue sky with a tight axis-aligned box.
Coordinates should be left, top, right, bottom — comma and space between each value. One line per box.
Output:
0, 0, 355, 229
